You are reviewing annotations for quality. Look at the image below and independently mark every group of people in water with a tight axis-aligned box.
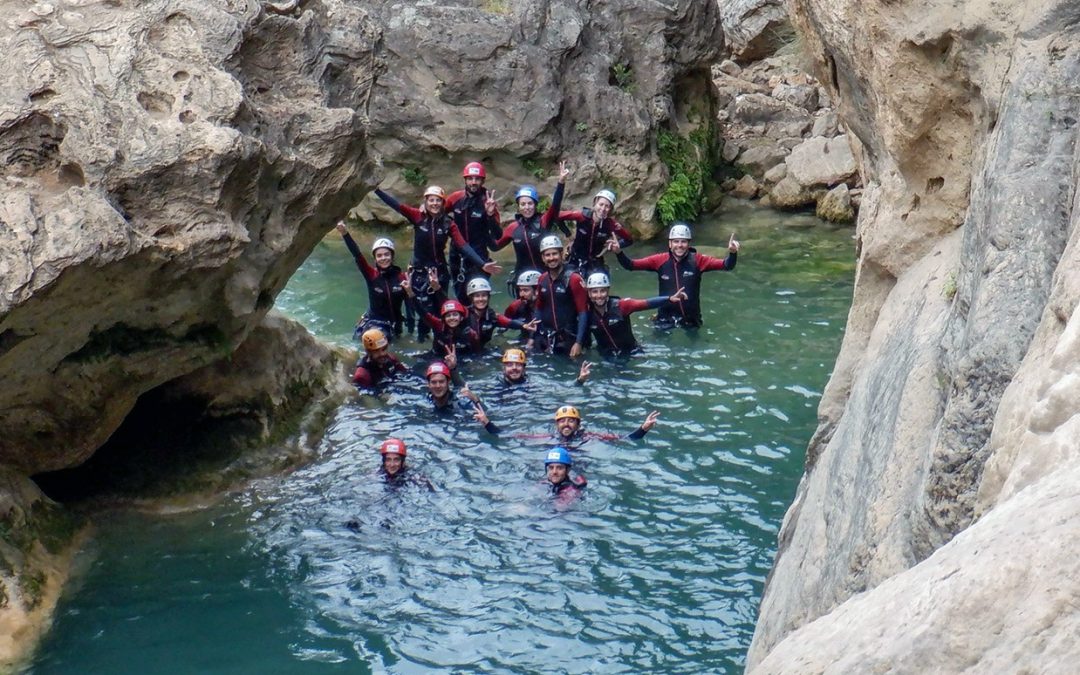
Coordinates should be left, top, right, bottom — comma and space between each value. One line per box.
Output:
337, 161, 740, 502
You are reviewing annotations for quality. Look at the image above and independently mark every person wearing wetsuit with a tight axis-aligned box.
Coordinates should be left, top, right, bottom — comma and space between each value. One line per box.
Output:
463, 277, 538, 352
544, 446, 587, 507
336, 222, 408, 340
534, 235, 589, 357
558, 188, 634, 277
491, 162, 572, 294
402, 274, 480, 359
352, 328, 408, 388
609, 222, 740, 329
372, 184, 500, 341
503, 270, 541, 345
377, 438, 435, 491
425, 361, 498, 434
540, 405, 660, 451
583, 272, 688, 357
445, 162, 504, 303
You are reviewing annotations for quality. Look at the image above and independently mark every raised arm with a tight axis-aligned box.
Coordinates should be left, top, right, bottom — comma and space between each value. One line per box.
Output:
374, 188, 423, 223
337, 222, 377, 279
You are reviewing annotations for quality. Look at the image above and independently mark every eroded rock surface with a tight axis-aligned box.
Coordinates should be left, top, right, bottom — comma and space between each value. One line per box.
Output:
750, 0, 1080, 669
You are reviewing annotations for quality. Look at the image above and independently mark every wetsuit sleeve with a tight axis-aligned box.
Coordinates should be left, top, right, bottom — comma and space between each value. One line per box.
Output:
698, 252, 737, 272
611, 220, 634, 247
619, 297, 668, 316
503, 299, 519, 319
342, 232, 378, 280
449, 223, 489, 267
627, 426, 649, 440
406, 296, 442, 331
540, 182, 566, 228
494, 314, 525, 329
445, 190, 463, 210
491, 222, 515, 250
374, 188, 423, 224
569, 274, 589, 344
616, 251, 664, 271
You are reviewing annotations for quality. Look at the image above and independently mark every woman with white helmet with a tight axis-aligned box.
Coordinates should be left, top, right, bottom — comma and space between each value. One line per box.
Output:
491, 161, 572, 294
463, 276, 539, 351
556, 187, 635, 277
335, 221, 408, 342
371, 183, 501, 341
583, 271, 687, 356
607, 221, 740, 329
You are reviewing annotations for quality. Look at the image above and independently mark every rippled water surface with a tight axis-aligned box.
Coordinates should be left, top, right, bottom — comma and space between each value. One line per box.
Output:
31, 203, 853, 673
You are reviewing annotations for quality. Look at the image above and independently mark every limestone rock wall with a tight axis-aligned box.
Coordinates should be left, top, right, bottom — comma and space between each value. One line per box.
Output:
749, 0, 1080, 669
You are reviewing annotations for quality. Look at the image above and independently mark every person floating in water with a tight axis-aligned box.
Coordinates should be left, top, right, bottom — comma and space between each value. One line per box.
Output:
496, 348, 591, 387
607, 222, 739, 329
584, 271, 688, 357
558, 188, 634, 277
335, 222, 408, 342
378, 438, 434, 491
544, 405, 660, 451
445, 162, 504, 303
424, 359, 498, 434
544, 446, 587, 507
534, 234, 589, 357
352, 328, 407, 389
371, 183, 501, 341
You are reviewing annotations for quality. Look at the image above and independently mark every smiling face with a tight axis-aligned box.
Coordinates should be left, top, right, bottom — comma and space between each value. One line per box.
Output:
470, 291, 490, 311
669, 238, 690, 258
382, 453, 404, 476
427, 373, 450, 399
517, 285, 536, 302
542, 247, 563, 270
465, 176, 485, 195
518, 197, 537, 218
588, 287, 609, 308
592, 197, 613, 221
444, 311, 463, 328
556, 417, 580, 438
369, 346, 390, 364
373, 248, 394, 269
503, 360, 525, 382
546, 463, 568, 484
425, 194, 445, 216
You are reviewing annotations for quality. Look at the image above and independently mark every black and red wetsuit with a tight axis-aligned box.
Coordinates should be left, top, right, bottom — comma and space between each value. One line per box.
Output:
549, 475, 587, 506
467, 306, 531, 350
491, 182, 568, 281
446, 187, 503, 303
517, 425, 650, 450
352, 353, 407, 388
616, 248, 736, 327
535, 265, 589, 354
587, 296, 670, 356
374, 188, 489, 336
558, 208, 634, 276
341, 231, 407, 340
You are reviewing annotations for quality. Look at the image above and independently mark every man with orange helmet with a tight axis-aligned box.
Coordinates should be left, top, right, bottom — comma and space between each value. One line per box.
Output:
541, 404, 660, 450
371, 182, 501, 341
352, 328, 407, 389
445, 161, 505, 303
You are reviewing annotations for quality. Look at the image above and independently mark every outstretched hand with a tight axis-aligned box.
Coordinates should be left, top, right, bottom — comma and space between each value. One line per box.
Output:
485, 191, 498, 217
578, 360, 592, 383
482, 261, 503, 276
728, 232, 741, 253
523, 318, 540, 332
335, 221, 348, 235
641, 410, 660, 432
558, 160, 571, 183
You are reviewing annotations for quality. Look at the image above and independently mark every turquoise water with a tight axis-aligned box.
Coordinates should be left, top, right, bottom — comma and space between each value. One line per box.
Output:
29, 203, 853, 673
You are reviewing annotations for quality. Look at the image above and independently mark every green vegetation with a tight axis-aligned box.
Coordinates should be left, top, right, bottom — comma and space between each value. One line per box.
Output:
611, 63, 635, 93
943, 271, 958, 300
656, 126, 717, 225
481, 0, 511, 14
575, 122, 589, 133
400, 166, 427, 187
537, 196, 552, 213
522, 158, 547, 181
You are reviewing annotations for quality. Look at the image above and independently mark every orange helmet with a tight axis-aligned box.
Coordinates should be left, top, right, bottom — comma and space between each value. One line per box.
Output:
423, 185, 446, 200
502, 348, 526, 364
379, 438, 407, 457
361, 328, 388, 352
554, 405, 581, 421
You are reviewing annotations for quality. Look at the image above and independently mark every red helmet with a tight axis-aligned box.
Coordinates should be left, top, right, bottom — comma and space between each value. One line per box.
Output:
379, 438, 407, 457
426, 361, 451, 380
440, 300, 466, 316
462, 162, 486, 178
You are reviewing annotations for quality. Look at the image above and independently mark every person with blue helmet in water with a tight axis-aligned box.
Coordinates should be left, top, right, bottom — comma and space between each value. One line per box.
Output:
544, 446, 587, 505
491, 161, 572, 294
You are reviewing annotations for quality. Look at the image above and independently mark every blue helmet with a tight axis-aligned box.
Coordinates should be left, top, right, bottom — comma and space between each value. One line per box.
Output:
515, 185, 539, 204
544, 447, 573, 467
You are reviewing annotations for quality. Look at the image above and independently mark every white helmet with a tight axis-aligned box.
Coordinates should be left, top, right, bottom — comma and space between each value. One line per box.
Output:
539, 235, 563, 253
516, 270, 542, 286
593, 189, 617, 207
371, 237, 395, 254
585, 272, 611, 289
668, 222, 692, 240
466, 277, 492, 296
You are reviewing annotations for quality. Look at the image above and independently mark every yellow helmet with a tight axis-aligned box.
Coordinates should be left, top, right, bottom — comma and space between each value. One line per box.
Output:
502, 348, 527, 365
554, 405, 581, 421
361, 328, 388, 352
